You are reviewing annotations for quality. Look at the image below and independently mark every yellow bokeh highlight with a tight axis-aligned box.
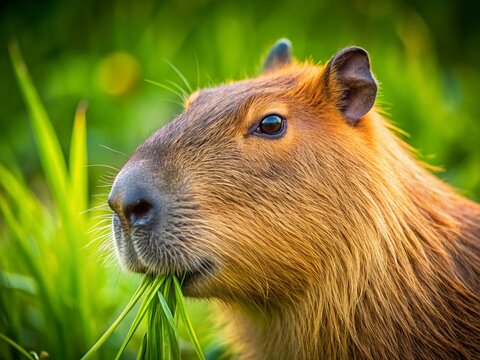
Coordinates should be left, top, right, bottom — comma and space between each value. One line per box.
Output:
95, 52, 140, 96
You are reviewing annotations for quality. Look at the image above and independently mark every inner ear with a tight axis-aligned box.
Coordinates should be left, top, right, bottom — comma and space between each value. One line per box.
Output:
262, 38, 293, 74
323, 47, 377, 125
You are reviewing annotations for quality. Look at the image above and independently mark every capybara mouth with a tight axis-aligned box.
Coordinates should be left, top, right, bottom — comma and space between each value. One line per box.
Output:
176, 259, 215, 288
113, 213, 215, 288
141, 258, 215, 295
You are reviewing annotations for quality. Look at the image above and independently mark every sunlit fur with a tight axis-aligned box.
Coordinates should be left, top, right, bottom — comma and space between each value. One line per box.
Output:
113, 57, 480, 359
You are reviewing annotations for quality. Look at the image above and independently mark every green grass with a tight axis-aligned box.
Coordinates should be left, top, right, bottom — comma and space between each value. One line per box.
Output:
82, 276, 205, 360
1, 40, 93, 359
0, 333, 36, 360
0, 42, 216, 359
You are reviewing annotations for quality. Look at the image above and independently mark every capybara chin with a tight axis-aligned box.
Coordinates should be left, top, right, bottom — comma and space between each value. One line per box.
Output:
108, 39, 480, 359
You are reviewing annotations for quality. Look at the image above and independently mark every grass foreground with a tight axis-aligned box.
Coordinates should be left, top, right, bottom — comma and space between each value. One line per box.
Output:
0, 42, 214, 359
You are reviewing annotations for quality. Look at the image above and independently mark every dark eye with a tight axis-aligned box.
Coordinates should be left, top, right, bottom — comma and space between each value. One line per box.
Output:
255, 115, 286, 137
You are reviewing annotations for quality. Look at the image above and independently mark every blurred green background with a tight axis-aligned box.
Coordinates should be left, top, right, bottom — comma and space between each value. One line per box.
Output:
1, 0, 480, 197
0, 0, 479, 358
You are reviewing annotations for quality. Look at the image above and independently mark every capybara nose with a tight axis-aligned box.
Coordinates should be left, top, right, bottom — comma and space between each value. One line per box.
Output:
108, 167, 158, 227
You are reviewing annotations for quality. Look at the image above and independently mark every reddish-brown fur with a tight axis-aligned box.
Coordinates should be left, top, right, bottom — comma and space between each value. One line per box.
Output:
113, 48, 480, 359
208, 63, 480, 359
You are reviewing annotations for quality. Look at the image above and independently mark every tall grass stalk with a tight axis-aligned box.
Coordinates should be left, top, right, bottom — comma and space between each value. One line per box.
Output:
0, 40, 93, 359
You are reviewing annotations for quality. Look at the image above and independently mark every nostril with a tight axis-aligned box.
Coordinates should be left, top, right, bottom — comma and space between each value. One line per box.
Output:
124, 199, 153, 225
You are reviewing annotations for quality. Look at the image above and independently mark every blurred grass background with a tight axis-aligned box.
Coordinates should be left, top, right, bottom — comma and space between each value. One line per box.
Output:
0, 0, 479, 358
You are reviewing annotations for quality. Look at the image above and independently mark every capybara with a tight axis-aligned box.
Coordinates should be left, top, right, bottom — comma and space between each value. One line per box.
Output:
108, 39, 480, 359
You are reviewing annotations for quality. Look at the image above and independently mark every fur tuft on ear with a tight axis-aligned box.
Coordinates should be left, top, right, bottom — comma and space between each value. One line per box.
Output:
323, 47, 377, 125
263, 38, 293, 74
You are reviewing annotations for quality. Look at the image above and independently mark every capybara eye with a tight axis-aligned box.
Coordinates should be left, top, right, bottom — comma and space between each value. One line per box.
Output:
256, 114, 285, 137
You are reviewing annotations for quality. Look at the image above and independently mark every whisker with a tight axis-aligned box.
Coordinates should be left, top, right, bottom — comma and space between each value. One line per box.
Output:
89, 214, 112, 221
99, 144, 127, 157
204, 72, 215, 88
81, 203, 110, 214
84, 232, 112, 250
166, 80, 189, 100
193, 51, 200, 90
89, 216, 112, 224
87, 225, 112, 237
154, 98, 185, 107
145, 79, 185, 103
87, 164, 120, 171
165, 60, 193, 93
84, 232, 112, 248
97, 178, 114, 186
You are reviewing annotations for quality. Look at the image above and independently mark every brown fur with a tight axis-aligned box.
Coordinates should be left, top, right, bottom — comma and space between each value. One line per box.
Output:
114, 53, 480, 359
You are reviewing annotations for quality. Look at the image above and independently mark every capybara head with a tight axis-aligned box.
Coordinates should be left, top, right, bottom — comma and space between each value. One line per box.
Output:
108, 39, 379, 304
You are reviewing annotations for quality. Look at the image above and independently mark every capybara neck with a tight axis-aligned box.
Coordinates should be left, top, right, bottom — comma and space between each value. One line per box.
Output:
221, 110, 480, 359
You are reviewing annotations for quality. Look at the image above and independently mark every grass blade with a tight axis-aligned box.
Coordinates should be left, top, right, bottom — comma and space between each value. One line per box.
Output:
173, 277, 205, 360
0, 272, 37, 295
137, 334, 147, 360
0, 333, 36, 360
157, 292, 178, 338
81, 277, 150, 360
70, 101, 89, 215
8, 41, 68, 212
158, 278, 180, 360
114, 277, 165, 359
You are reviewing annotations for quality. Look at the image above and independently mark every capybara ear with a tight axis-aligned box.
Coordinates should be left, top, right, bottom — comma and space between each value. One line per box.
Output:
322, 47, 377, 125
262, 38, 293, 74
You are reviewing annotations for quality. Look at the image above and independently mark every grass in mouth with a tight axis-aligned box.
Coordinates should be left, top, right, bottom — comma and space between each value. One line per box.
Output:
82, 275, 205, 360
